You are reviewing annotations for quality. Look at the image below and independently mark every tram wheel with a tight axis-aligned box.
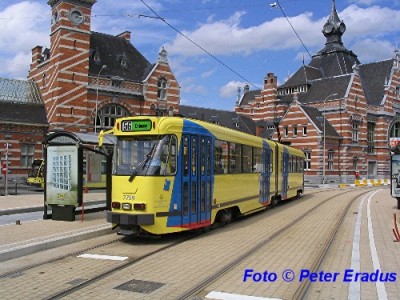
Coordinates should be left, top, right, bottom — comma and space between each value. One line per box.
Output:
270, 197, 279, 208
219, 209, 233, 224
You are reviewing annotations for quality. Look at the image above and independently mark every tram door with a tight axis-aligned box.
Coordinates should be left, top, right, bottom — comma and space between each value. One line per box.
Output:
182, 135, 212, 227
259, 146, 271, 205
281, 148, 289, 199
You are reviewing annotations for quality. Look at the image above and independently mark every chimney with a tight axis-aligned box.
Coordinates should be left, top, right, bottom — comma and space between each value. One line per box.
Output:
32, 45, 43, 64
117, 31, 131, 41
264, 73, 277, 89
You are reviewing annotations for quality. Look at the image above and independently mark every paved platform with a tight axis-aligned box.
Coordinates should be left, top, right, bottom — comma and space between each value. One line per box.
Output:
0, 191, 111, 262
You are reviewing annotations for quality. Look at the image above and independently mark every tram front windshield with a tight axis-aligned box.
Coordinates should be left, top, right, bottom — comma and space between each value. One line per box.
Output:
114, 135, 177, 176
28, 160, 43, 177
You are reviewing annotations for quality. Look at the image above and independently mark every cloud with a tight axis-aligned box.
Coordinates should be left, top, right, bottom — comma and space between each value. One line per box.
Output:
339, 5, 400, 40
351, 38, 395, 62
348, 0, 378, 5
0, 2, 49, 53
201, 68, 215, 78
219, 80, 245, 98
165, 10, 324, 57
1, 51, 31, 79
0, 1, 49, 78
165, 4, 400, 62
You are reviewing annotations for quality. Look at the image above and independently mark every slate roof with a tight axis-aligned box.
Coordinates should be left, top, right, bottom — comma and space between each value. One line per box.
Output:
179, 105, 256, 135
309, 48, 360, 78
0, 102, 47, 126
359, 59, 394, 106
297, 75, 351, 104
0, 78, 43, 104
89, 32, 154, 82
238, 89, 260, 106
0, 78, 47, 126
280, 65, 322, 88
301, 105, 340, 138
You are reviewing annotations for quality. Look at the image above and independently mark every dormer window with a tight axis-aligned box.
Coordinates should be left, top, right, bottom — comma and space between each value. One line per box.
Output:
92, 51, 101, 63
111, 76, 123, 88
120, 53, 128, 67
157, 77, 167, 100
211, 116, 219, 125
112, 80, 121, 88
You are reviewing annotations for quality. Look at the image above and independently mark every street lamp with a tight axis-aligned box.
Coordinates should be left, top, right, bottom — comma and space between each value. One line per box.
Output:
323, 93, 338, 185
94, 65, 107, 133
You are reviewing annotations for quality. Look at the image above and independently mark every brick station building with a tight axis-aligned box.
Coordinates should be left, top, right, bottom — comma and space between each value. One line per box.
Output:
235, 1, 400, 184
29, 0, 180, 133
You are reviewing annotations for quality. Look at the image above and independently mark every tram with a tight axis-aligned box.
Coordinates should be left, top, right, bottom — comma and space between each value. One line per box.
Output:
26, 159, 45, 188
99, 116, 305, 235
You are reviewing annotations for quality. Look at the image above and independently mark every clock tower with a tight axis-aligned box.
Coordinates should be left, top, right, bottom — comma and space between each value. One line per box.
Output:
29, 0, 96, 131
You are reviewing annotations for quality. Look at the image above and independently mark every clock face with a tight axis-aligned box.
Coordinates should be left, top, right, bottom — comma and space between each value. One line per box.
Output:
69, 10, 84, 25
339, 24, 346, 33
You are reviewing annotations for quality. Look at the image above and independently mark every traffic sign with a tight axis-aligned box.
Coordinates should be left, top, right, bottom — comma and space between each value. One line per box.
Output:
1, 162, 6, 175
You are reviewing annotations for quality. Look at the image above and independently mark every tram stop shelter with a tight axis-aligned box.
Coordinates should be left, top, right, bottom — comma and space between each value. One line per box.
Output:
390, 137, 400, 209
43, 131, 114, 221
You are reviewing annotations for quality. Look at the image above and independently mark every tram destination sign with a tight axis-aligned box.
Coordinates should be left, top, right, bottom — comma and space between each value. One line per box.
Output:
121, 119, 152, 132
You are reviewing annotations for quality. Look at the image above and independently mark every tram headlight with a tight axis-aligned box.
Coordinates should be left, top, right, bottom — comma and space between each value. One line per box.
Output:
134, 203, 146, 210
111, 202, 121, 209
122, 203, 132, 210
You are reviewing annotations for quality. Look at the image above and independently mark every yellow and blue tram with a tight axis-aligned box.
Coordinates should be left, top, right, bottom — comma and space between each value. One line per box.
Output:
99, 116, 305, 235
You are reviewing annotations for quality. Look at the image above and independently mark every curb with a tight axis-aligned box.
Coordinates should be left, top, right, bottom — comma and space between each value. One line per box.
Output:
0, 200, 106, 216
0, 224, 112, 263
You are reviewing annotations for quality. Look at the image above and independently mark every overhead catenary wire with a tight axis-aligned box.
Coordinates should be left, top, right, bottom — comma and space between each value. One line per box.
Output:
271, 0, 312, 59
139, 0, 260, 90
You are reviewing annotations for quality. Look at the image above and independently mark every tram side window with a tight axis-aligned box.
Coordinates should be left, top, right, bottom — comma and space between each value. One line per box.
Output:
229, 142, 242, 173
299, 158, 304, 173
214, 140, 228, 174
253, 147, 262, 173
242, 145, 252, 173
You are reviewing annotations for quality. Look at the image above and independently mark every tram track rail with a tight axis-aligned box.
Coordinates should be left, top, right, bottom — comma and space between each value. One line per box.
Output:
176, 188, 375, 300
43, 233, 201, 300
0, 236, 125, 279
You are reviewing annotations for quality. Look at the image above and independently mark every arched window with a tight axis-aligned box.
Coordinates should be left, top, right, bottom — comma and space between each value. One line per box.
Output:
157, 77, 167, 100
390, 121, 400, 138
95, 104, 129, 131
